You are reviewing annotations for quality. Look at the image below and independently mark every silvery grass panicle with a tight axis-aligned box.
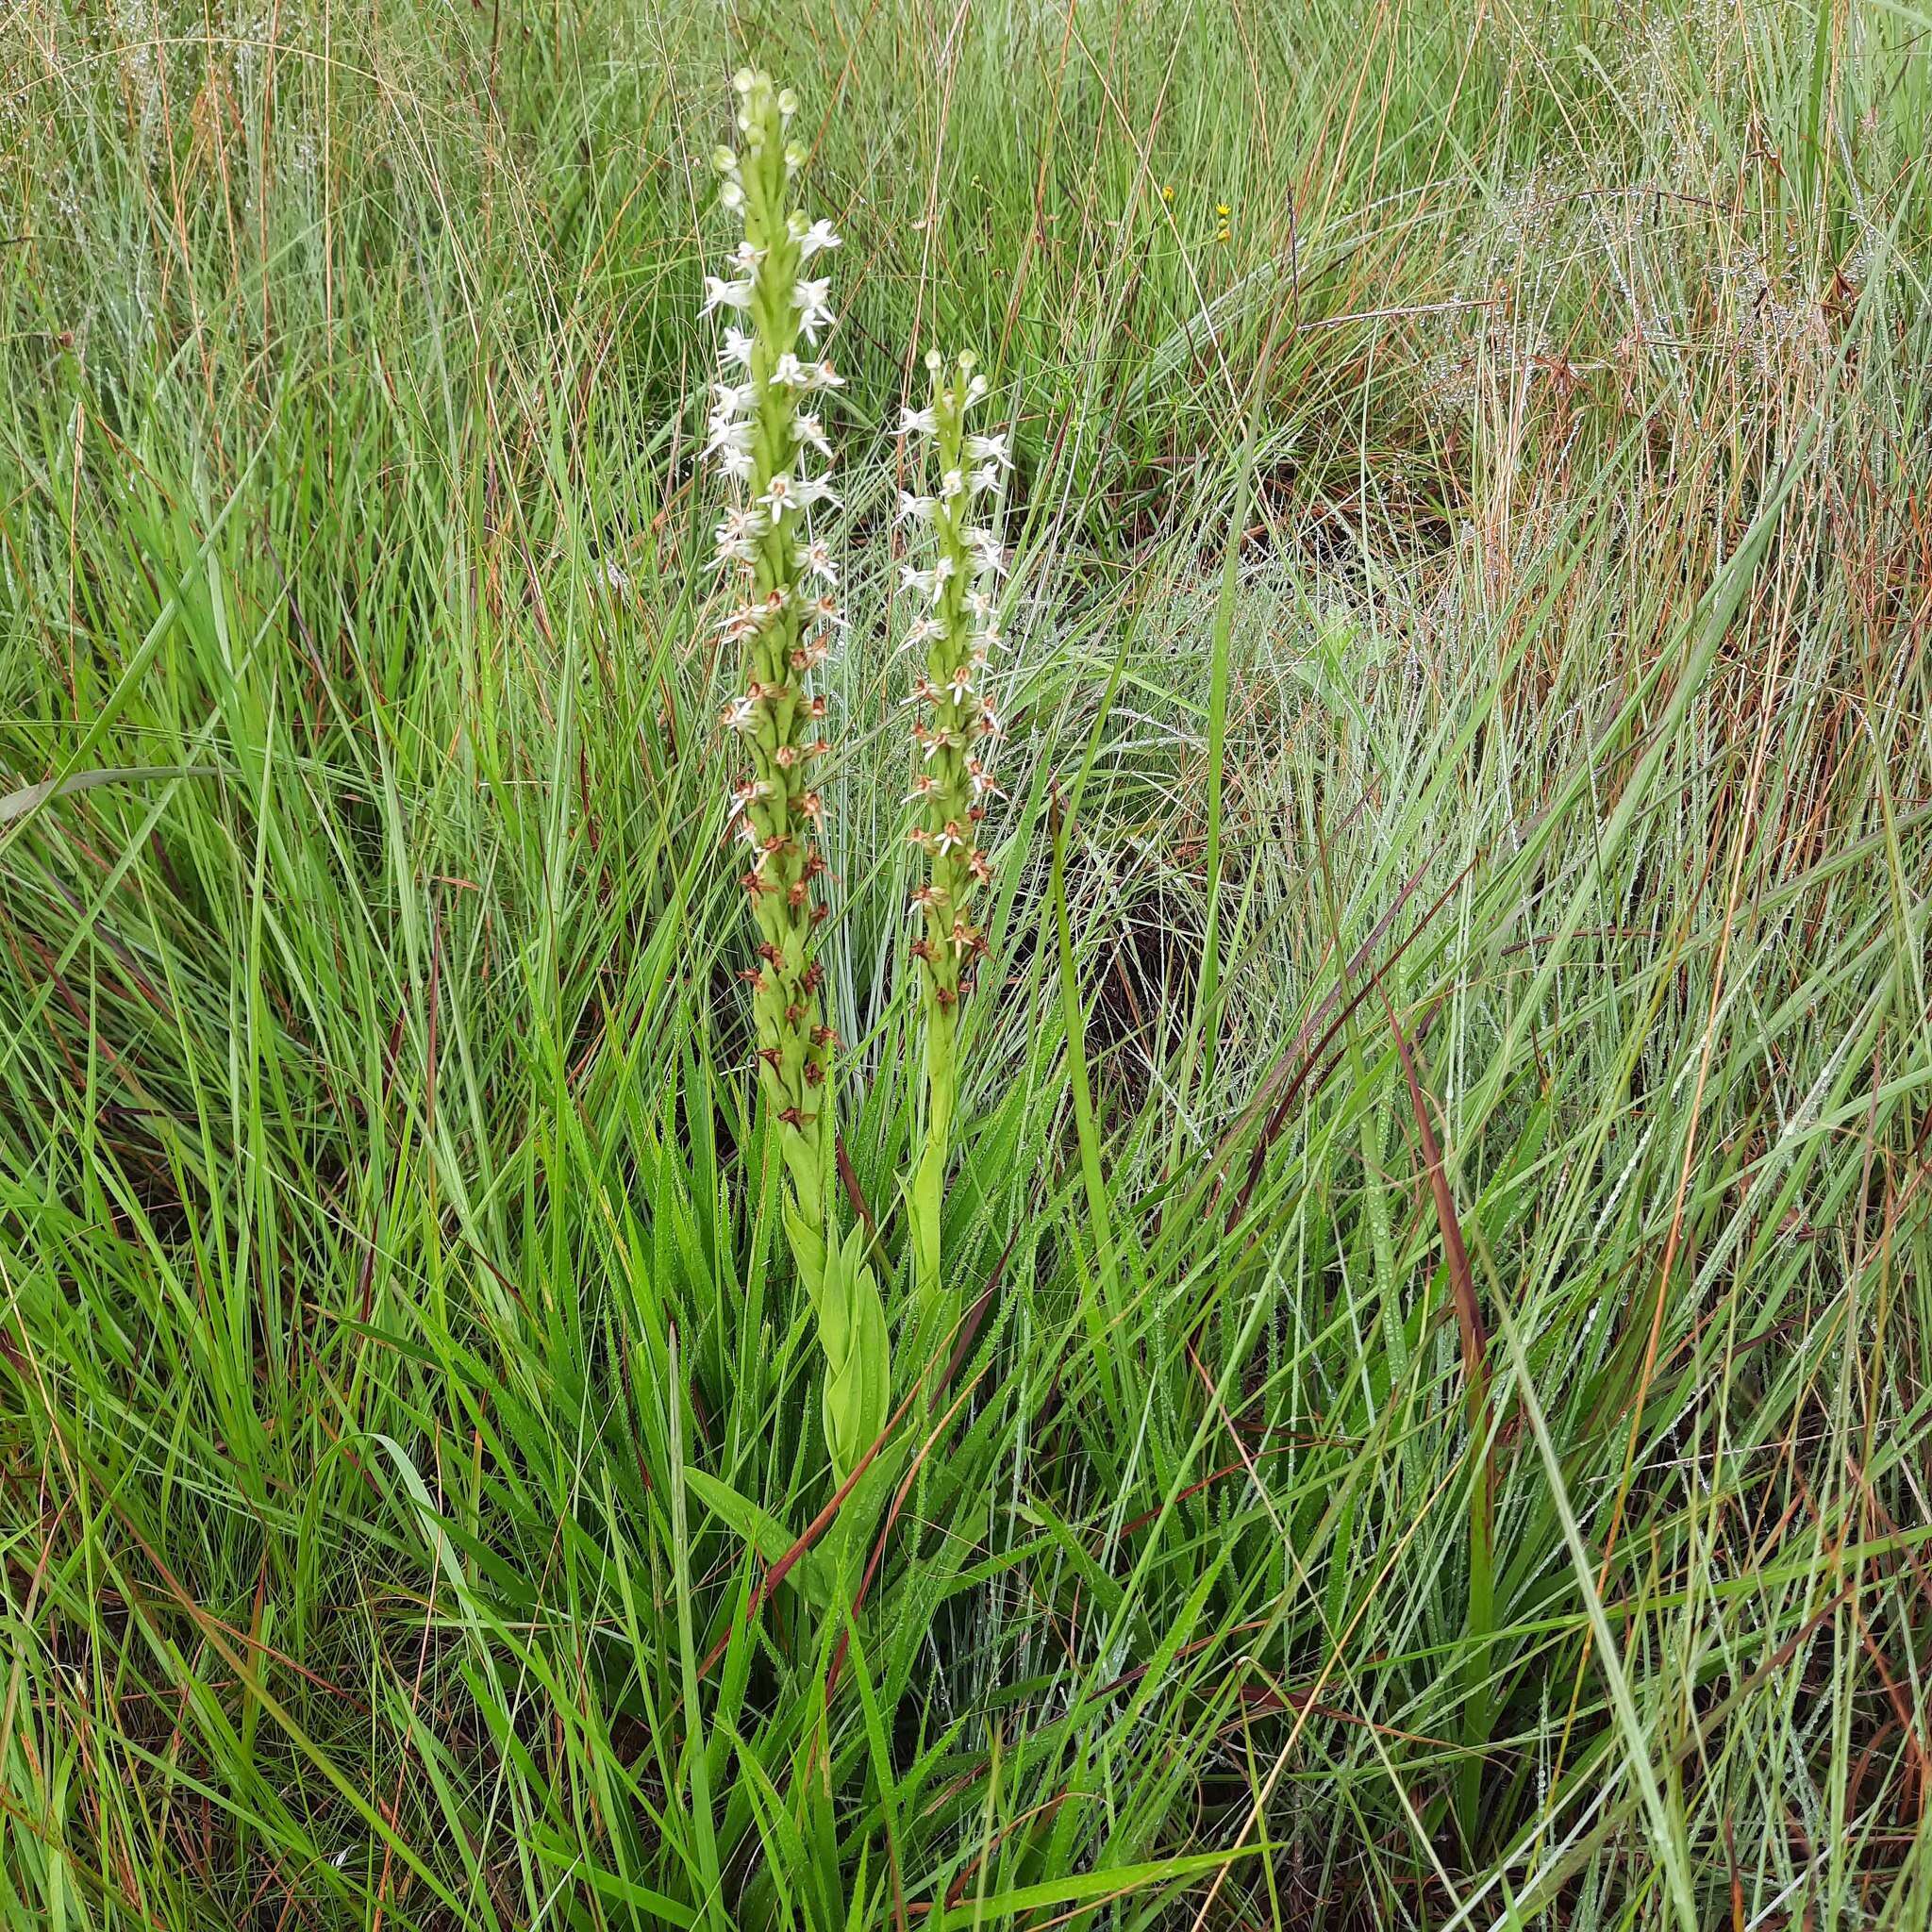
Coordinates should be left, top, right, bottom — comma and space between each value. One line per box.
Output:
704, 72, 887, 1495
896, 350, 1010, 1347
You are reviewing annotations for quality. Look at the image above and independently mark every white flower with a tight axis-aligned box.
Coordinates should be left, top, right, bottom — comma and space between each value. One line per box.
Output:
703, 409, 754, 464
701, 275, 755, 316
792, 474, 841, 511
965, 374, 989, 405
793, 276, 835, 341
797, 218, 842, 259
933, 822, 967, 857
805, 591, 846, 627
969, 463, 1002, 495
975, 623, 1004, 655
944, 665, 975, 701
792, 413, 832, 458
711, 378, 755, 415
898, 405, 938, 436
759, 475, 801, 521
774, 357, 845, 394
730, 240, 765, 271
932, 554, 958, 589
713, 506, 765, 562
900, 564, 938, 598
716, 601, 766, 642
966, 529, 1008, 576
796, 538, 838, 583
721, 692, 758, 732
966, 432, 1011, 468
966, 758, 1003, 799
941, 469, 967, 500
901, 613, 944, 650
726, 777, 770, 823
897, 491, 938, 525
720, 327, 755, 369
718, 445, 755, 483
719, 179, 744, 211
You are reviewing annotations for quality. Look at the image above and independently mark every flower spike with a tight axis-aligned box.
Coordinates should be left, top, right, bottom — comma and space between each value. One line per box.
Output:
895, 347, 1013, 1337
694, 72, 891, 1502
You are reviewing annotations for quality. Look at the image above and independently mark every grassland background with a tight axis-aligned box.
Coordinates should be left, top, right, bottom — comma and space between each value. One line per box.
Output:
1, 0, 1929, 1925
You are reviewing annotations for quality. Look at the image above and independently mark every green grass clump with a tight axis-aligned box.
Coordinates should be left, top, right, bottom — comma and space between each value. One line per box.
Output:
1, 0, 1929, 1926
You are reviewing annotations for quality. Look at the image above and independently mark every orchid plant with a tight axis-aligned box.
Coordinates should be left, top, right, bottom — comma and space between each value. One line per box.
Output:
702, 70, 888, 1499
697, 71, 1010, 1533
895, 353, 1009, 1353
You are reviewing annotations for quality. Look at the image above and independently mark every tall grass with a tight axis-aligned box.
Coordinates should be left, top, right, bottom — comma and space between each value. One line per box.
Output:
1, 0, 1928, 1925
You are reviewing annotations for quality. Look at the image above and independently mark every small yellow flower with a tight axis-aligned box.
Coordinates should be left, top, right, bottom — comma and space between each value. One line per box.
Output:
1216, 201, 1230, 217
1161, 183, 1174, 202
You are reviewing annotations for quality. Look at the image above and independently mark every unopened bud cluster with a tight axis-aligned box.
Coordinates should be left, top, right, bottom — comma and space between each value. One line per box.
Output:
703, 70, 848, 1149
896, 350, 1010, 1015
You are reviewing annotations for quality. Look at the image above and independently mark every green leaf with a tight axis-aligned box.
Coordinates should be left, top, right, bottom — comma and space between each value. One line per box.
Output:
683, 1466, 834, 1611
0, 763, 218, 824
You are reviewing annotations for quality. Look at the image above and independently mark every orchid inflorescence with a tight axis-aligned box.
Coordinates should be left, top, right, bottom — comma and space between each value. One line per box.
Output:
700, 71, 891, 1504
896, 349, 1010, 1321
896, 357, 1008, 1010
704, 71, 848, 1177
